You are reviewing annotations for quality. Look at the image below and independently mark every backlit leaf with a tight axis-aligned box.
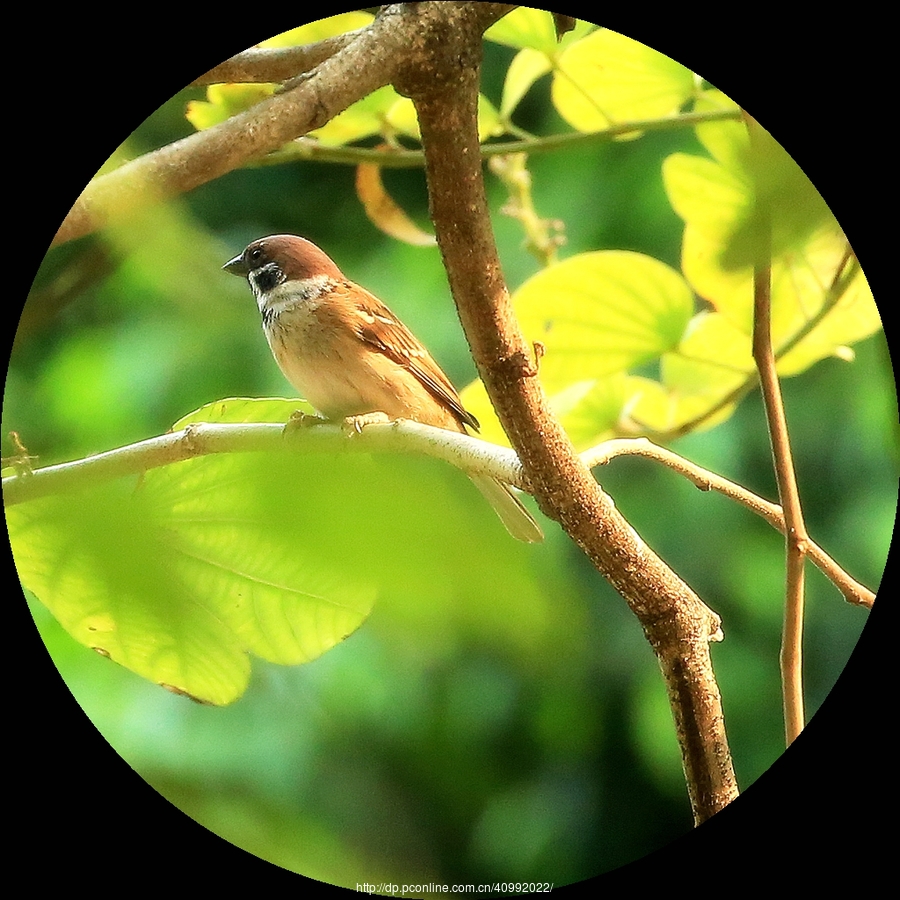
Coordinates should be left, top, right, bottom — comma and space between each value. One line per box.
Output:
356, 164, 436, 246
513, 250, 695, 391
259, 12, 373, 47
552, 29, 694, 132
485, 8, 594, 54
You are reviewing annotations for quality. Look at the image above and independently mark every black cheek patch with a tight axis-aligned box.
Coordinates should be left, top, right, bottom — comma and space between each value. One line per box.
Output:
253, 263, 284, 293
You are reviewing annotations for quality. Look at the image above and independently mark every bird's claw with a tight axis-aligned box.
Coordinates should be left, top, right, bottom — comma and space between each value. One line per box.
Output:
341, 411, 391, 435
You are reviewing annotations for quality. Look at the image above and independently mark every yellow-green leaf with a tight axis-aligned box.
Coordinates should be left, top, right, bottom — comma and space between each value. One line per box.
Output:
8, 447, 378, 706
677, 201, 880, 373
485, 9, 594, 54
513, 250, 695, 392
309, 85, 401, 147
186, 83, 275, 131
663, 151, 751, 245
501, 48, 553, 119
173, 397, 313, 429
670, 110, 837, 269
554, 373, 632, 449
692, 89, 748, 172
776, 276, 879, 372
259, 12, 374, 47
552, 29, 695, 132
627, 373, 737, 435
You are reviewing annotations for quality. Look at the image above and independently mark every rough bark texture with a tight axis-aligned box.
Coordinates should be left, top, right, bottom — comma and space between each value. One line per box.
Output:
394, 2, 738, 822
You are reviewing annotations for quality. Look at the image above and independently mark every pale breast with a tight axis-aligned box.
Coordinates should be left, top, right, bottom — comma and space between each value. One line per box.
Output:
264, 296, 462, 431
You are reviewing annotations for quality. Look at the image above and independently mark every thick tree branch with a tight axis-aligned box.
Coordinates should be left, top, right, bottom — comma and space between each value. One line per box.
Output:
54, 12, 407, 247
53, 11, 738, 250
394, 2, 736, 822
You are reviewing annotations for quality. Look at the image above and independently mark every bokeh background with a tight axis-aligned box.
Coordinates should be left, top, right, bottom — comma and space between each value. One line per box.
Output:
7, 12, 895, 891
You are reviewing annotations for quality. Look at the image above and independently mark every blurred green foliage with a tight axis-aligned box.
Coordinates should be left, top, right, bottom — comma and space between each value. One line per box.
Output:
6, 10, 894, 890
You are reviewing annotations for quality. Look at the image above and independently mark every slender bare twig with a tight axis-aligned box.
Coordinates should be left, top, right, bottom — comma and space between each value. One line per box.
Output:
261, 108, 741, 168
747, 116, 810, 746
585, 439, 875, 609
0, 420, 526, 507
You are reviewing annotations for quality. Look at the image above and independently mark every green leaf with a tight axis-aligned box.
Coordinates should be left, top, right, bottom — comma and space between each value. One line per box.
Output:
500, 48, 553, 119
552, 29, 695, 132
654, 310, 754, 433
173, 397, 313, 429
186, 83, 276, 131
770, 240, 880, 375
385, 94, 504, 143
11, 398, 547, 705
513, 251, 695, 392
553, 373, 632, 449
9, 448, 378, 706
308, 85, 401, 147
259, 12, 373, 47
732, 121, 835, 269
627, 374, 737, 435
10, 399, 364, 705
671, 160, 880, 371
692, 89, 748, 172
485, 9, 594, 54
665, 107, 882, 378
11, 479, 254, 706
663, 152, 751, 246
668, 108, 839, 270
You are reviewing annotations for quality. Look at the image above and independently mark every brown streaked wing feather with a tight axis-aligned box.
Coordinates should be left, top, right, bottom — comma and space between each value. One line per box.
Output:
345, 283, 480, 431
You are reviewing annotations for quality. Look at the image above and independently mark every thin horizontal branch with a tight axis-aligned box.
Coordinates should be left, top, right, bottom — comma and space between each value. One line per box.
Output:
0, 420, 527, 507
3, 420, 872, 607
260, 108, 742, 168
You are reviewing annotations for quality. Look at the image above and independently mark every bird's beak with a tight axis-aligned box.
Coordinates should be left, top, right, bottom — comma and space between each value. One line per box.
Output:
223, 254, 249, 276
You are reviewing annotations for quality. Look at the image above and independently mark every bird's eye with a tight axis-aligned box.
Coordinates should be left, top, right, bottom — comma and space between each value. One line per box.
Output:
248, 246, 263, 264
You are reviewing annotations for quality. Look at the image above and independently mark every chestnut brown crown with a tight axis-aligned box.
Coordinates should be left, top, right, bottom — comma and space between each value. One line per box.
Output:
223, 235, 345, 283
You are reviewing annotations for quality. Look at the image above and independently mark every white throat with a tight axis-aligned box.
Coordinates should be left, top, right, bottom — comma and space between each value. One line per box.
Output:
254, 274, 333, 319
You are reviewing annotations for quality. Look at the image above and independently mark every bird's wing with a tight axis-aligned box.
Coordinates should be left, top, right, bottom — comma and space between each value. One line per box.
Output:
350, 285, 480, 431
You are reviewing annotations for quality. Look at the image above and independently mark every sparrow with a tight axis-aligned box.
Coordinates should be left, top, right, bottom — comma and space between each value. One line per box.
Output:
223, 234, 543, 543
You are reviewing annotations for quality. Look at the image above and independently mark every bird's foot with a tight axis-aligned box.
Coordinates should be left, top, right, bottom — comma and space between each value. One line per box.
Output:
341, 411, 391, 435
